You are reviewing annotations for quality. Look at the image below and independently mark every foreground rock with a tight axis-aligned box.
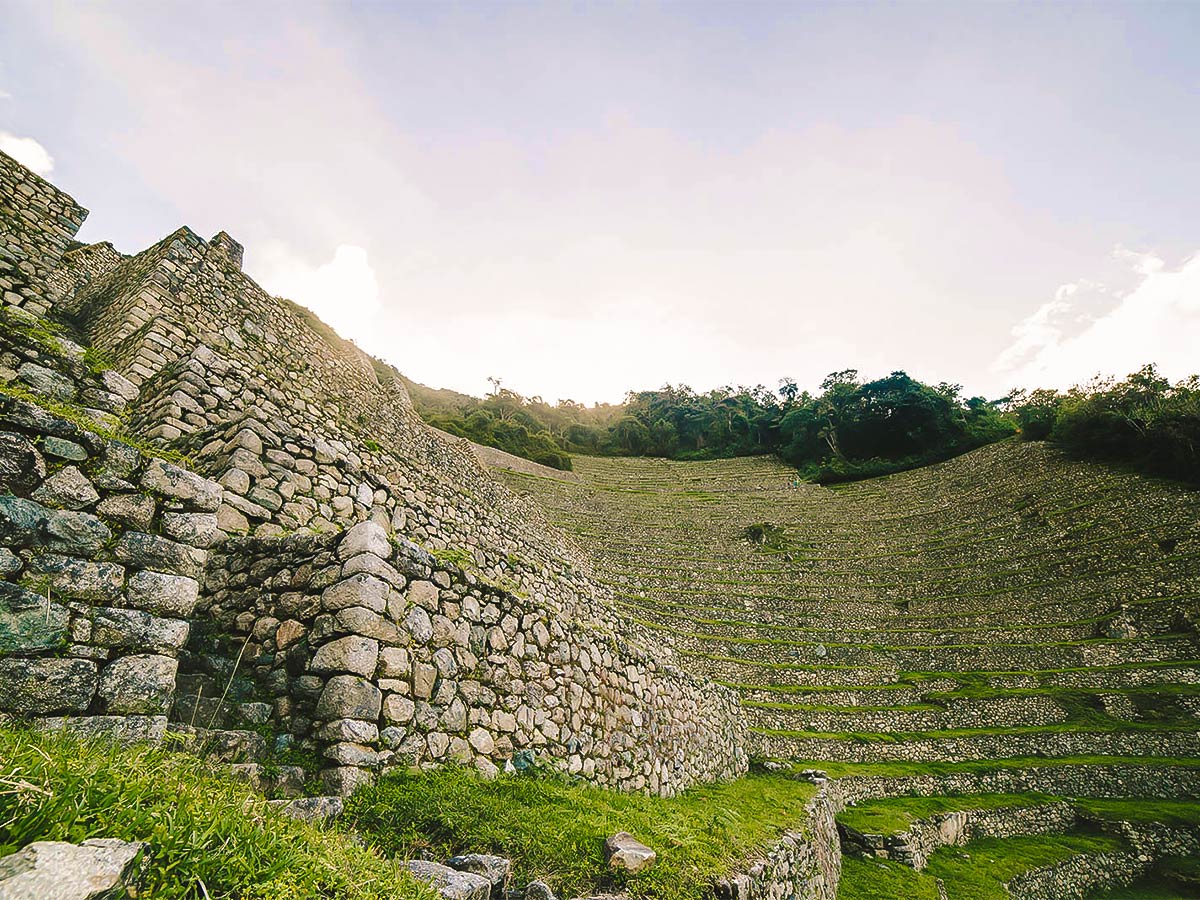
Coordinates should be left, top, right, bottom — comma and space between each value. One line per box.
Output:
405, 860, 492, 900
604, 832, 656, 874
446, 853, 511, 896
0, 838, 145, 900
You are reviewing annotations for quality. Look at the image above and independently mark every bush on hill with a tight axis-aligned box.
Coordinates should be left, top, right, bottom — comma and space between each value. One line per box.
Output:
1007, 365, 1200, 484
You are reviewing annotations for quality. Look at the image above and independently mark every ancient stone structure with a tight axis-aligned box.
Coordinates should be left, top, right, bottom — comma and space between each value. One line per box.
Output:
0, 149, 745, 797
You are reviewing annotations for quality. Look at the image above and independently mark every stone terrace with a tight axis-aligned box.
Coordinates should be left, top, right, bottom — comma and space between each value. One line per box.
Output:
496, 444, 1200, 766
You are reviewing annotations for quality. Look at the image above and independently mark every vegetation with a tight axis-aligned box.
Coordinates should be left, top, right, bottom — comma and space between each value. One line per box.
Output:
0, 725, 429, 900
1007, 364, 1200, 483
406, 369, 1015, 481
345, 764, 816, 900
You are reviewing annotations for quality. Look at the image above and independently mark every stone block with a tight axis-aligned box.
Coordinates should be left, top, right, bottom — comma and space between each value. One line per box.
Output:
43, 509, 111, 555
113, 532, 207, 578
161, 511, 220, 548
23, 553, 124, 602
310, 635, 380, 678
98, 654, 178, 715
96, 493, 156, 530
140, 458, 222, 511
91, 607, 190, 653
0, 582, 68, 652
321, 573, 389, 613
339, 521, 391, 559
316, 674, 382, 720
0, 657, 97, 715
0, 430, 45, 493
125, 570, 201, 617
406, 861, 491, 900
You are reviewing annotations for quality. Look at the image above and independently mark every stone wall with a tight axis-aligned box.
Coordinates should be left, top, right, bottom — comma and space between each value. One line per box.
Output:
194, 521, 746, 796
0, 150, 87, 317
715, 780, 841, 900
1005, 850, 1148, 900
839, 801, 1076, 870
0, 312, 222, 739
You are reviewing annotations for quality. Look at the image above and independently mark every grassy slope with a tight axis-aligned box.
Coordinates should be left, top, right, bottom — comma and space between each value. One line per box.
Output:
838, 834, 1123, 900
345, 765, 817, 900
0, 725, 431, 900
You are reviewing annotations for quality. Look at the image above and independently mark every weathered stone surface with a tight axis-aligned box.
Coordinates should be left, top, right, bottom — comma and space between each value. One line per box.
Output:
0, 430, 45, 493
321, 574, 389, 613
17, 362, 76, 401
273, 795, 345, 824
446, 854, 511, 895
0, 657, 97, 715
406, 861, 491, 900
161, 511, 220, 548
318, 718, 379, 743
0, 495, 48, 547
321, 765, 375, 797
95, 493, 156, 530
315, 674, 382, 720
125, 570, 201, 617
33, 466, 99, 510
98, 654, 178, 715
605, 833, 656, 874
310, 636, 380, 678
23, 553, 123, 602
0, 582, 68, 652
42, 436, 88, 461
91, 607, 189, 653
140, 458, 222, 511
112, 532, 207, 578
37, 715, 169, 743
339, 520, 391, 559
42, 509, 111, 555
0, 838, 146, 900
526, 881, 558, 900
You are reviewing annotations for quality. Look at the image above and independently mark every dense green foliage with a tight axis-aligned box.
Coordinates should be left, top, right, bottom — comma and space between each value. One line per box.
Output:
405, 369, 1015, 481
1007, 365, 1200, 483
345, 764, 815, 900
0, 726, 428, 900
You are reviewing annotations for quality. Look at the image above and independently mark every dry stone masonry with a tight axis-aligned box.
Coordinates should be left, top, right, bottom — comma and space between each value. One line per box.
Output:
0, 148, 746, 797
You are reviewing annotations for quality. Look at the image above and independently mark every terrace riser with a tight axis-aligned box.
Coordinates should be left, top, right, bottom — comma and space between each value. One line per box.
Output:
746, 697, 1069, 733
751, 728, 1200, 763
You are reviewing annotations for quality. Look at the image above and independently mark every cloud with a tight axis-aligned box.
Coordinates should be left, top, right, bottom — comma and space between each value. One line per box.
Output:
0, 88, 12, 100
0, 131, 53, 176
994, 249, 1200, 389
249, 243, 382, 349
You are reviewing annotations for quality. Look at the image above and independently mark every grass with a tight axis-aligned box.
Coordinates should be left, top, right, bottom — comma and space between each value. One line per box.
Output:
837, 793, 1056, 835
0, 724, 432, 900
786, 755, 1200, 779
923, 834, 1122, 900
344, 764, 817, 900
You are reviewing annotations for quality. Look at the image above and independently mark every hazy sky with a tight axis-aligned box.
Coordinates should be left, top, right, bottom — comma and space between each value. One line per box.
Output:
2, 0, 1197, 404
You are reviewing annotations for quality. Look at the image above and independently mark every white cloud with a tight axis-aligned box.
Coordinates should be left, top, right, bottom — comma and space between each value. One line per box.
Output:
995, 249, 1200, 389
249, 243, 382, 348
0, 88, 12, 100
0, 131, 53, 176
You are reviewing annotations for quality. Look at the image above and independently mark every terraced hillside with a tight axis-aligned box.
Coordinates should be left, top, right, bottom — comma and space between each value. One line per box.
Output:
496, 441, 1200, 766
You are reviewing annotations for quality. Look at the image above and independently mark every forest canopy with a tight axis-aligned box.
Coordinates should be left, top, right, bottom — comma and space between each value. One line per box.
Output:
401, 363, 1199, 486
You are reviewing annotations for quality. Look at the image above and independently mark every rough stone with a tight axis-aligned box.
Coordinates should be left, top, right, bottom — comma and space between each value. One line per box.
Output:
339, 520, 391, 559
0, 431, 45, 493
315, 674, 382, 720
0, 838, 146, 900
125, 570, 201, 617
406, 861, 491, 900
0, 657, 97, 715
33, 466, 99, 510
310, 635, 380, 678
140, 458, 222, 511
98, 654, 178, 715
446, 854, 511, 895
605, 833, 656, 874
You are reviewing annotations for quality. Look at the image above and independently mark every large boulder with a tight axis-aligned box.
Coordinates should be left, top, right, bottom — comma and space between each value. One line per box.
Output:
0, 658, 97, 715
0, 838, 145, 900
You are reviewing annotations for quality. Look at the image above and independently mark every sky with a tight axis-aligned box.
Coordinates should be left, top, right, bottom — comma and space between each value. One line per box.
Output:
1, 0, 1197, 405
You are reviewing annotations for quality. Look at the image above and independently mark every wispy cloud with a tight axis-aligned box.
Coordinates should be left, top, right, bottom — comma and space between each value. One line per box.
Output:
0, 131, 53, 176
994, 249, 1200, 389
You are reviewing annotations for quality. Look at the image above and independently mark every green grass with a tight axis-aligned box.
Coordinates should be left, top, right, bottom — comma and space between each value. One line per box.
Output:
0, 725, 431, 900
923, 834, 1122, 900
1097, 857, 1200, 899
786, 755, 1200, 779
837, 856, 941, 900
344, 764, 817, 900
1078, 798, 1200, 827
837, 793, 1055, 835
